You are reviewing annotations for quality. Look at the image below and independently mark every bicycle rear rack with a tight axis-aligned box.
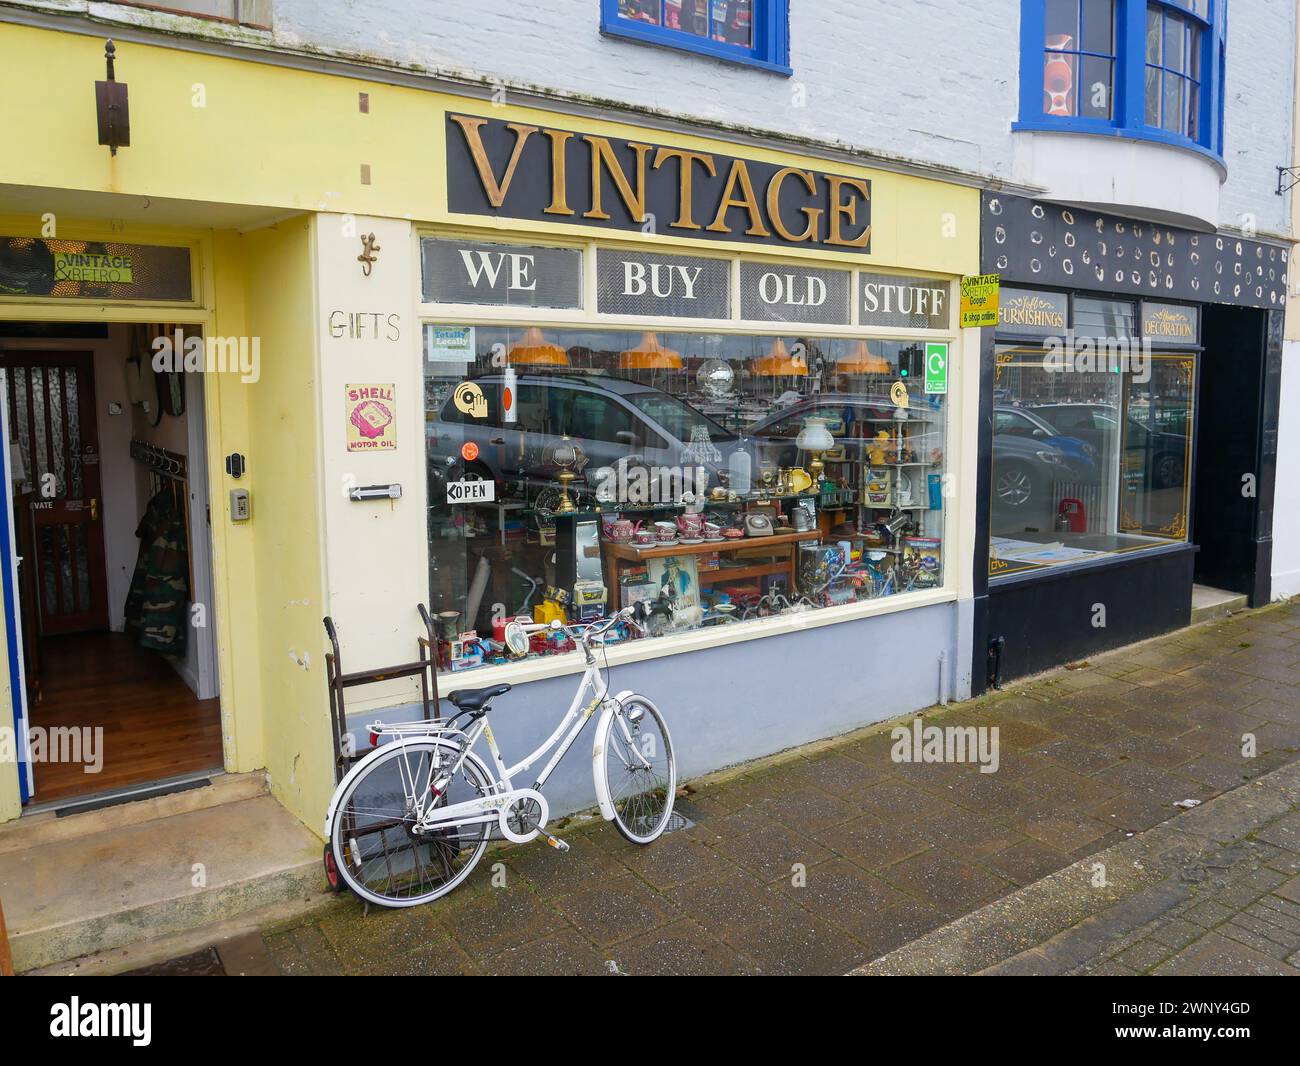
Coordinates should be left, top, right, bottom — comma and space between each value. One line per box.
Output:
323, 604, 442, 786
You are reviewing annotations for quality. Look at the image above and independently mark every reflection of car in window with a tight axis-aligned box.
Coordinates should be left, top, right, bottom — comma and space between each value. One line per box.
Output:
991, 405, 1097, 527
1029, 402, 1186, 491
429, 373, 738, 493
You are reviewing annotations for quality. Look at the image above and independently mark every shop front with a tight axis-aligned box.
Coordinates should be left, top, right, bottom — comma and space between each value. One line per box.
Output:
317, 106, 981, 816
972, 193, 1287, 690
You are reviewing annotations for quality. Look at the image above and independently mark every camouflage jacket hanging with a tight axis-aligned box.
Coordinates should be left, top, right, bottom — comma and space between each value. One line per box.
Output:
124, 488, 190, 657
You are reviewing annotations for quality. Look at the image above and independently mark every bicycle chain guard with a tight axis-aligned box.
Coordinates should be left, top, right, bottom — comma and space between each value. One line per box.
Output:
498, 788, 549, 844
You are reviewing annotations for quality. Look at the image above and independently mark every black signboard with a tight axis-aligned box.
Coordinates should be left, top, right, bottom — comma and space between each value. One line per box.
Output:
982, 193, 1286, 311
737, 262, 850, 324
446, 113, 872, 254
595, 249, 730, 319
858, 271, 950, 329
421, 237, 582, 307
0, 237, 192, 301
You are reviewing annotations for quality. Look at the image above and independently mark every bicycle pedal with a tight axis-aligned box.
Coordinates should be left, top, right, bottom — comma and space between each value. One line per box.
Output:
543, 834, 570, 853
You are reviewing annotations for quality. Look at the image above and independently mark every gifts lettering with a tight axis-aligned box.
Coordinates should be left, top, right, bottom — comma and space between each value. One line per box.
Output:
329, 311, 402, 341
447, 113, 872, 252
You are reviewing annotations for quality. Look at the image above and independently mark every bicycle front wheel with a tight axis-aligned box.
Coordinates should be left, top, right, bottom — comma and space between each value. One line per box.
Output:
598, 696, 677, 845
329, 738, 494, 908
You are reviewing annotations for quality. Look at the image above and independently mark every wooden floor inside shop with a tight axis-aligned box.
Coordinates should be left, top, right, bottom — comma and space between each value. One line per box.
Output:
28, 632, 223, 803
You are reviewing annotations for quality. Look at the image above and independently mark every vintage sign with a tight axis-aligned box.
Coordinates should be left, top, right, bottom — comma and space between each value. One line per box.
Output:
997, 287, 1068, 336
446, 113, 872, 253
738, 262, 850, 324
447, 478, 495, 504
345, 383, 397, 451
595, 249, 730, 318
960, 273, 1000, 328
0, 237, 192, 301
1141, 302, 1198, 345
859, 272, 949, 329
924, 342, 949, 394
425, 325, 477, 363
421, 237, 582, 308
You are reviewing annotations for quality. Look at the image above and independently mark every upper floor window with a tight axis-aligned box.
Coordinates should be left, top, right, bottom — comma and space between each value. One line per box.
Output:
600, 0, 791, 74
1019, 1, 1227, 158
106, 1, 271, 27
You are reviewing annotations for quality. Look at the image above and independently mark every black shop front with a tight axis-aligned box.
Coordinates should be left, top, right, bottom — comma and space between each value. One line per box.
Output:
970, 193, 1286, 691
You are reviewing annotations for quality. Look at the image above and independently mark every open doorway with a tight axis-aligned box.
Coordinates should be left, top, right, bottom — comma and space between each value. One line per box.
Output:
1192, 306, 1271, 608
0, 321, 222, 809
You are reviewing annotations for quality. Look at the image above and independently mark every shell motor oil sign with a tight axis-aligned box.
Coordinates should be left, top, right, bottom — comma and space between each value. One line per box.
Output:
345, 383, 396, 451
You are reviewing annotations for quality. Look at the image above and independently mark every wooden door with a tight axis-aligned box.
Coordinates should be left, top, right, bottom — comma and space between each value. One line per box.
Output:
0, 351, 108, 634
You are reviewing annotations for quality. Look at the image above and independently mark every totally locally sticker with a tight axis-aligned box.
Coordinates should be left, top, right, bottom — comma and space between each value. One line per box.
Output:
345, 383, 396, 451
447, 478, 495, 504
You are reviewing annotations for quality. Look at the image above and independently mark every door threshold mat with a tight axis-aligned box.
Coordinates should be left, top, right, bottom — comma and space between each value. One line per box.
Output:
53, 776, 211, 817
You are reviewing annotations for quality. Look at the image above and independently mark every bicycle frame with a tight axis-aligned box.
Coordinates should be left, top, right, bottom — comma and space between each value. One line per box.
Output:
369, 650, 645, 843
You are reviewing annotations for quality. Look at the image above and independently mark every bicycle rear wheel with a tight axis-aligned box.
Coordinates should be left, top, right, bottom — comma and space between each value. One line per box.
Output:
329, 738, 494, 908
598, 696, 677, 845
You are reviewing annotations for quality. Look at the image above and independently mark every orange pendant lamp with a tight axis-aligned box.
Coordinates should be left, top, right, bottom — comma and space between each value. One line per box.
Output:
619, 331, 683, 370
509, 326, 570, 366
752, 337, 808, 377
838, 339, 891, 375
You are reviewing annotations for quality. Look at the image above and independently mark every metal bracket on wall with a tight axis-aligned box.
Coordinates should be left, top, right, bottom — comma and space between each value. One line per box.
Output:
1277, 166, 1300, 195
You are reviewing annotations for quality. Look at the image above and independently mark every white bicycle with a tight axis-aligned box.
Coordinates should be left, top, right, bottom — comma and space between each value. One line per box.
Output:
324, 604, 676, 908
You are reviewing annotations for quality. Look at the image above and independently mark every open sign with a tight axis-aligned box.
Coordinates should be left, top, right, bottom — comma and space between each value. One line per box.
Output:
447, 479, 494, 504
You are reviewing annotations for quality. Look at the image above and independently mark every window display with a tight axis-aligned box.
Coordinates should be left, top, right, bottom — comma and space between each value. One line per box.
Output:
989, 296, 1195, 576
425, 325, 950, 672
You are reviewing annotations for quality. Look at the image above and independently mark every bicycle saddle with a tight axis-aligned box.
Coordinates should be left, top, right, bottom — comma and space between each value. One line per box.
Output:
446, 683, 512, 712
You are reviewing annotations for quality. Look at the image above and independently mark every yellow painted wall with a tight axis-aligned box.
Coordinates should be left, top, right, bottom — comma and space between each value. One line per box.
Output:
235, 219, 331, 825
0, 22, 977, 275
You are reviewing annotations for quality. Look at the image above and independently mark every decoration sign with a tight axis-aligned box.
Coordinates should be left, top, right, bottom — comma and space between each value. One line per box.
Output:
596, 249, 730, 318
1141, 302, 1198, 344
960, 273, 1000, 327
739, 262, 850, 325
924, 342, 949, 394
0, 237, 192, 301
859, 272, 949, 329
997, 287, 1068, 337
446, 113, 872, 253
421, 237, 582, 308
345, 384, 397, 451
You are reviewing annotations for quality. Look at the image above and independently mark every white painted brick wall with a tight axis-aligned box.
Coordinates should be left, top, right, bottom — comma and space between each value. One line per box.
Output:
273, 0, 1290, 235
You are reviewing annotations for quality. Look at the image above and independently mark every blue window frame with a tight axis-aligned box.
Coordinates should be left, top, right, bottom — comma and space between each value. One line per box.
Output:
1016, 0, 1227, 160
600, 0, 791, 75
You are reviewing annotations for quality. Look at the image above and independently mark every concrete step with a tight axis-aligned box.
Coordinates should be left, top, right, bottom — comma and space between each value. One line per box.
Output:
1191, 584, 1248, 625
0, 770, 269, 856
0, 793, 326, 972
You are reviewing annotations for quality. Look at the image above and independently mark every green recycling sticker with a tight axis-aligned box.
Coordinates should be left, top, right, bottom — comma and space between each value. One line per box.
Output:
924, 342, 949, 394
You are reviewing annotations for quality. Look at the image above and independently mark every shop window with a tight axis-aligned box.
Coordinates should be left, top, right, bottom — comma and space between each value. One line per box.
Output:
989, 302, 1195, 576
1018, 0, 1225, 156
424, 327, 949, 673
601, 0, 791, 74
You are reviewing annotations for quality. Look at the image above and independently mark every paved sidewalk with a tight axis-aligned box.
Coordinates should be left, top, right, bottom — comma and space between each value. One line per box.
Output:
198, 599, 1300, 975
